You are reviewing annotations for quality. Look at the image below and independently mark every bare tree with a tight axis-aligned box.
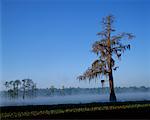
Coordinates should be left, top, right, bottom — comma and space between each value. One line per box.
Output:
77, 15, 135, 102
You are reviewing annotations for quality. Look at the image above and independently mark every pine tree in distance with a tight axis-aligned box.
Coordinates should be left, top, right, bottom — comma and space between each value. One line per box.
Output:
77, 15, 135, 102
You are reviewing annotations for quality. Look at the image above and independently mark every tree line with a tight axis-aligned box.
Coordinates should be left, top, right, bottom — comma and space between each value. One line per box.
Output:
4, 79, 37, 99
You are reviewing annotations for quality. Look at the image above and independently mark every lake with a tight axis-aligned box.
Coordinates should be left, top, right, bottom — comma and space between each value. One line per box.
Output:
0, 92, 149, 106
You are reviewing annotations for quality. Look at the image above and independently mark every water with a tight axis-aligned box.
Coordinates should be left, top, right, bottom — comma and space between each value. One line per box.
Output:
0, 92, 149, 106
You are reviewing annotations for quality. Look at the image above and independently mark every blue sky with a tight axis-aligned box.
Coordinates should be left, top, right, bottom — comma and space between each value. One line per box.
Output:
1, 0, 150, 90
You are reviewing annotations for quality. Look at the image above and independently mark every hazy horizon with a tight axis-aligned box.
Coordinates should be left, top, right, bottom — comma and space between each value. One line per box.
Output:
1, 0, 150, 90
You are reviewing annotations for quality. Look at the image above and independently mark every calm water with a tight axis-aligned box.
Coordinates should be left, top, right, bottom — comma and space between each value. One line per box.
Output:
0, 92, 149, 106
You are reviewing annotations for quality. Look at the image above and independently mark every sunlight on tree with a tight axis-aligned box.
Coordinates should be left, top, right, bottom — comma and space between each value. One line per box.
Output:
77, 15, 135, 102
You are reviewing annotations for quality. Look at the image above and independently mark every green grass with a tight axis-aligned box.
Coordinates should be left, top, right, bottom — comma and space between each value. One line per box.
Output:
1, 103, 150, 119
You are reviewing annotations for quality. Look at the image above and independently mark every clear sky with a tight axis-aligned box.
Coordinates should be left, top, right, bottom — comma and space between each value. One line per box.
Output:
1, 0, 150, 90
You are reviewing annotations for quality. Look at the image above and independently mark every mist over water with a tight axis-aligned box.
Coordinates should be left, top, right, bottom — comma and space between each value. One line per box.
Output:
0, 92, 150, 106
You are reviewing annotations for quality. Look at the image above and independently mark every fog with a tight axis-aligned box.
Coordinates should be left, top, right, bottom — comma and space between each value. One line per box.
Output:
0, 92, 150, 106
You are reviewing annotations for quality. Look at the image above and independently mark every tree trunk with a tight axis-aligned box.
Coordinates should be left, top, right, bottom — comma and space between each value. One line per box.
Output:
109, 69, 117, 102
23, 88, 25, 99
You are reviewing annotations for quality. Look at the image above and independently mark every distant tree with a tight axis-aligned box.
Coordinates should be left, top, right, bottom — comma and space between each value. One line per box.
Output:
9, 81, 15, 98
77, 15, 135, 101
31, 83, 37, 97
12, 81, 17, 97
61, 85, 65, 96
15, 80, 21, 97
4, 79, 37, 99
14, 80, 21, 98
4, 81, 9, 90
50, 85, 55, 96
4, 81, 15, 99
8, 89, 14, 99
22, 79, 35, 98
4, 81, 9, 98
26, 79, 33, 97
68, 87, 73, 95
9, 81, 14, 89
22, 79, 26, 99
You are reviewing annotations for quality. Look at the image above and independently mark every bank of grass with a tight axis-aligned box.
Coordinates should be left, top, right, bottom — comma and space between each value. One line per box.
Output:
1, 101, 150, 119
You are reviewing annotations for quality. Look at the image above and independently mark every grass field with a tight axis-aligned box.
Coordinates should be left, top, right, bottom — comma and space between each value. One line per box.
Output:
0, 101, 150, 119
